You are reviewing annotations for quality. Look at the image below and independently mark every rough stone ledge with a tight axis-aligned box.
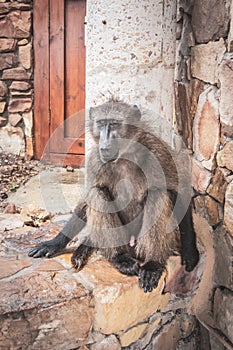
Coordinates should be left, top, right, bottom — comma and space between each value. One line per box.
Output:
0, 224, 201, 349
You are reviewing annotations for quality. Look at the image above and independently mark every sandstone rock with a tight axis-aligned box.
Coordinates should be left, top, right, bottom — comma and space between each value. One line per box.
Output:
176, 335, 199, 350
0, 256, 93, 349
9, 113, 23, 127
4, 203, 17, 214
0, 116, 7, 127
174, 82, 192, 149
0, 298, 92, 349
214, 225, 233, 289
193, 195, 223, 226
174, 79, 204, 151
191, 39, 226, 84
92, 335, 121, 350
192, 159, 212, 193
119, 323, 148, 347
0, 38, 16, 52
75, 258, 168, 334
228, 0, 233, 51
189, 79, 205, 122
135, 317, 161, 349
150, 317, 182, 350
0, 81, 7, 97
217, 141, 233, 171
23, 110, 32, 137
0, 2, 31, 11
19, 43, 32, 69
11, 89, 32, 97
193, 87, 220, 170
164, 256, 200, 295
25, 136, 34, 159
10, 81, 31, 91
219, 54, 233, 127
192, 0, 230, 44
213, 288, 233, 343
0, 258, 31, 279
8, 98, 32, 113
0, 52, 17, 70
0, 101, 6, 113
224, 181, 233, 234
221, 123, 233, 140
2, 67, 31, 80
34, 259, 66, 272
207, 168, 228, 203
18, 39, 29, 46
0, 213, 24, 231
0, 125, 25, 155
0, 10, 31, 38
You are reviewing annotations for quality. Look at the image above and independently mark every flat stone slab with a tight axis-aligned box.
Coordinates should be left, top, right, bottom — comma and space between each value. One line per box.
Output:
0, 224, 201, 349
8, 167, 85, 214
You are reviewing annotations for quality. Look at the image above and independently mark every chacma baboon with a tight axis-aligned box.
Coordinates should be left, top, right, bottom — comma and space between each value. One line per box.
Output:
29, 101, 199, 292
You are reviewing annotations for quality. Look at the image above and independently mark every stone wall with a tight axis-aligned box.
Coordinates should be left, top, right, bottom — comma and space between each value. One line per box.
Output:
0, 220, 202, 350
85, 0, 177, 145
0, 0, 33, 158
175, 0, 233, 349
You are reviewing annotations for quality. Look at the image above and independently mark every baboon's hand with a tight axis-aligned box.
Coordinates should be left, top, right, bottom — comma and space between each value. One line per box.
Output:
28, 240, 62, 258
182, 247, 199, 272
139, 261, 164, 293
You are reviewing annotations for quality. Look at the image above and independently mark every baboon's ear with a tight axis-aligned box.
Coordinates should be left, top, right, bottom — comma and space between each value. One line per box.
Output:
131, 105, 141, 121
89, 107, 94, 120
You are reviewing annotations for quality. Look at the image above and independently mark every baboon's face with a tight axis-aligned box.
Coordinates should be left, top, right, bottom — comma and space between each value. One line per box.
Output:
89, 101, 141, 163
95, 118, 123, 163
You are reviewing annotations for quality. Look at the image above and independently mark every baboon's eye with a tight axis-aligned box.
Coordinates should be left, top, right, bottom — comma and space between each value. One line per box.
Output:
109, 122, 121, 130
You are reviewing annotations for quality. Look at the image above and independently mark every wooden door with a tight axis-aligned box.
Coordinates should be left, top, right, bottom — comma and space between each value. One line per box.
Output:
34, 0, 86, 166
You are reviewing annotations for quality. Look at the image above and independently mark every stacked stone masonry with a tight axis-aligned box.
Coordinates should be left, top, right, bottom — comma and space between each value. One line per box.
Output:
0, 221, 201, 350
175, 0, 233, 349
0, 0, 33, 158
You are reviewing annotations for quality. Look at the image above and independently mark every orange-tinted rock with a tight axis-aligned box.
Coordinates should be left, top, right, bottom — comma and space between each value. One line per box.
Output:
191, 39, 225, 84
219, 54, 233, 127
0, 257, 31, 279
9, 81, 31, 91
207, 168, 228, 203
192, 0, 230, 44
0, 38, 16, 52
19, 43, 32, 69
2, 67, 31, 80
9, 113, 23, 127
192, 159, 212, 193
0, 81, 7, 97
0, 10, 31, 38
224, 181, 233, 235
193, 87, 220, 170
217, 141, 233, 172
194, 195, 223, 226
8, 98, 32, 113
0, 52, 17, 70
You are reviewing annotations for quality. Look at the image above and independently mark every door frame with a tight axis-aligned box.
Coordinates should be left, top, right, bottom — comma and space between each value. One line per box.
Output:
33, 0, 85, 166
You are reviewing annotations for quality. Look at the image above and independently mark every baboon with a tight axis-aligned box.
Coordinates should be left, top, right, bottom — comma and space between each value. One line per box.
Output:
29, 101, 199, 292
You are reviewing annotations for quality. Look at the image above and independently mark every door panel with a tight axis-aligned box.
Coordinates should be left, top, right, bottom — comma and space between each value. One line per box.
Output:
34, 0, 86, 166
65, 0, 86, 138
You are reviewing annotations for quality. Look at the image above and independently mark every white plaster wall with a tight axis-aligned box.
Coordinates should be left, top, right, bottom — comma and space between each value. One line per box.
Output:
85, 0, 177, 129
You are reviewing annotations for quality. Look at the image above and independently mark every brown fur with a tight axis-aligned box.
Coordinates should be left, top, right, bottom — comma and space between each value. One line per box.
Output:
29, 101, 198, 292
85, 101, 181, 264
